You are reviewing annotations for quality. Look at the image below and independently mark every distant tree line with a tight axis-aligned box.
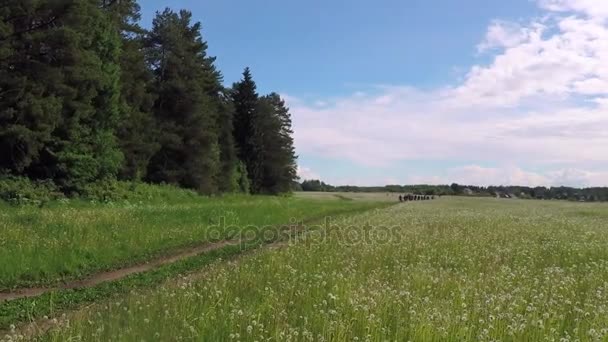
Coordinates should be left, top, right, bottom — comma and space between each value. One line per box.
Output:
300, 180, 453, 195
300, 179, 334, 192
299, 180, 608, 202
450, 183, 608, 201
0, 1, 297, 196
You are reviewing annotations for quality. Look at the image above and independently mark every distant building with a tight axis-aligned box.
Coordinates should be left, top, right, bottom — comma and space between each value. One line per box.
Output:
463, 188, 473, 195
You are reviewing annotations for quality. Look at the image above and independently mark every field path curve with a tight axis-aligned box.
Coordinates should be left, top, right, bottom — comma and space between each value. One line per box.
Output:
0, 240, 239, 303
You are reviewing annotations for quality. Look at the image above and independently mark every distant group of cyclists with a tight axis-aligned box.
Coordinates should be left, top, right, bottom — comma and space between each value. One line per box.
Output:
398, 194, 436, 202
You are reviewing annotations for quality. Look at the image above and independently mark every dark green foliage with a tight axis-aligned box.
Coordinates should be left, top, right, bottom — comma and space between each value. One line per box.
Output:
0, 0, 124, 193
0, 1, 62, 175
116, 35, 159, 181
45, 0, 124, 192
231, 68, 258, 164
231, 68, 263, 192
0, 175, 63, 205
255, 93, 298, 194
216, 91, 239, 192
101, 0, 141, 32
301, 179, 334, 192
0, 2, 54, 173
0, 173, 201, 206
108, 1, 160, 181
291, 181, 303, 192
234, 160, 250, 193
0, 2, 298, 200
79, 179, 199, 202
231, 71, 297, 194
145, 8, 221, 194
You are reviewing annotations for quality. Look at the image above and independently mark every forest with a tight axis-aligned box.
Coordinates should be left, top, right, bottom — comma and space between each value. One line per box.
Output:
0, 0, 298, 201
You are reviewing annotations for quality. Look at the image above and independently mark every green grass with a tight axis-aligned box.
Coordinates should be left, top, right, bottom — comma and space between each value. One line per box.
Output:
37, 197, 608, 341
0, 243, 249, 331
0, 193, 388, 290
294, 191, 397, 202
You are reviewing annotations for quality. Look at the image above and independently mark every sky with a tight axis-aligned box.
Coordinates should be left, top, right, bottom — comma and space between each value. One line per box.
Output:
142, 0, 608, 187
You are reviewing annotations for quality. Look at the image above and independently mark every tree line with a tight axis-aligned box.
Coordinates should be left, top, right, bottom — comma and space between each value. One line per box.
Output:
300, 180, 608, 202
0, 1, 297, 196
299, 180, 454, 195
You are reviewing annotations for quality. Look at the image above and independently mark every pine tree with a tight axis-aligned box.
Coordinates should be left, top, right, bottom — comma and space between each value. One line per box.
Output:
0, 0, 124, 192
145, 8, 221, 193
100, 0, 140, 31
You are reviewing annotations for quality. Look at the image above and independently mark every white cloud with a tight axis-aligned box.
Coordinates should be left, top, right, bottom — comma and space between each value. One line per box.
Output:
477, 20, 538, 53
290, 85, 608, 168
538, 0, 608, 18
451, 165, 550, 187
547, 168, 608, 186
296, 166, 320, 180
285, 0, 608, 186
407, 165, 548, 187
454, 18, 608, 107
408, 165, 608, 187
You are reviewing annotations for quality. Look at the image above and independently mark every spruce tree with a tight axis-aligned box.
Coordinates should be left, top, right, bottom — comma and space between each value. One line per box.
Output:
145, 8, 221, 193
216, 90, 239, 192
231, 67, 263, 193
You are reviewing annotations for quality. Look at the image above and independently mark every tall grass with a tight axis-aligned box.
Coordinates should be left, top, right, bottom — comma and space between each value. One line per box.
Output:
39, 198, 608, 341
0, 193, 386, 290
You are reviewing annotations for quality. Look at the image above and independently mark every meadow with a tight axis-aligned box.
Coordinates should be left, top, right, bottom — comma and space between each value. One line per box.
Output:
0, 192, 386, 290
15, 196, 608, 341
293, 191, 397, 202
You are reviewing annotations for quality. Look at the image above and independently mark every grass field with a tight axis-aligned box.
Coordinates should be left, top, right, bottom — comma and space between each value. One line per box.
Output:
294, 191, 397, 202
0, 194, 388, 290
22, 196, 608, 341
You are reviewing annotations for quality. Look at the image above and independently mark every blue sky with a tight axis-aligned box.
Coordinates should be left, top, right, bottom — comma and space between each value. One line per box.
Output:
142, 0, 608, 187
142, 0, 538, 94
